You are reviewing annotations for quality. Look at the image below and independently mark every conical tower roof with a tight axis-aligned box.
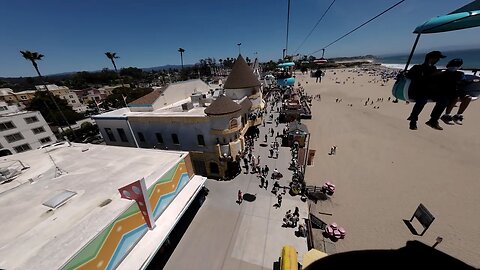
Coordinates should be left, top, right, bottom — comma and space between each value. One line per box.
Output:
204, 95, 242, 116
224, 55, 261, 89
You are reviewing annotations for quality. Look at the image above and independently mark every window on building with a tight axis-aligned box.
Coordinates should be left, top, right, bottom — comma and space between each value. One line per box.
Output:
138, 132, 146, 142
32, 126, 46, 134
156, 133, 164, 144
71, 100, 76, 103
39, 137, 52, 144
0, 106, 7, 111
14, 143, 31, 153
172, 133, 179, 145
229, 119, 238, 129
0, 121, 16, 131
24, 116, 39, 124
197, 134, 205, 146
20, 95, 27, 100
105, 128, 116, 142
69, 95, 74, 98
5, 132, 24, 143
117, 128, 129, 142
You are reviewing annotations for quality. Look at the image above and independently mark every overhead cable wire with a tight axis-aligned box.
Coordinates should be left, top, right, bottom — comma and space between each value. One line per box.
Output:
294, 0, 337, 54
308, 0, 406, 55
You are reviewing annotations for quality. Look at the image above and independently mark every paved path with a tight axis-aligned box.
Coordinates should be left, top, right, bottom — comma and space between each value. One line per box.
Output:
165, 104, 308, 270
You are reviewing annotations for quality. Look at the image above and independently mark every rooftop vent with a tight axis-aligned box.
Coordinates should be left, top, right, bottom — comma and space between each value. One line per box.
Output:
181, 102, 194, 111
42, 190, 77, 209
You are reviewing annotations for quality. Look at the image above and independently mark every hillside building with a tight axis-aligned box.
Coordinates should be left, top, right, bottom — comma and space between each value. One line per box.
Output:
0, 102, 56, 155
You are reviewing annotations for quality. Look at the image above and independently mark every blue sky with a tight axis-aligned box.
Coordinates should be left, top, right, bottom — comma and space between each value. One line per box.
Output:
1, 0, 479, 77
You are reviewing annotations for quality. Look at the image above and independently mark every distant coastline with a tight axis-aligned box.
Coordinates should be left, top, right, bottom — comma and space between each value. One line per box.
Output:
377, 48, 480, 69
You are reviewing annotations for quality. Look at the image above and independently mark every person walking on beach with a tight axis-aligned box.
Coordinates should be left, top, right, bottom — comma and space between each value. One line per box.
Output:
277, 194, 283, 207
406, 51, 447, 130
315, 69, 323, 83
264, 179, 269, 190
238, 190, 243, 204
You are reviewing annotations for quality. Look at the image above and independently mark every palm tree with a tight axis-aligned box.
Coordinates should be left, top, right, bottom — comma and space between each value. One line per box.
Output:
105, 52, 119, 72
178, 48, 185, 69
20, 50, 76, 138
105, 51, 124, 87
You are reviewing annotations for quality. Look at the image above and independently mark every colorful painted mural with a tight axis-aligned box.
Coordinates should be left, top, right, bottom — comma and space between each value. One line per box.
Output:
61, 159, 190, 270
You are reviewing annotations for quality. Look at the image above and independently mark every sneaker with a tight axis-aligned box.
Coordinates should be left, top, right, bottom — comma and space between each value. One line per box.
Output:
425, 120, 443, 130
440, 114, 454, 125
453, 114, 464, 125
409, 121, 417, 130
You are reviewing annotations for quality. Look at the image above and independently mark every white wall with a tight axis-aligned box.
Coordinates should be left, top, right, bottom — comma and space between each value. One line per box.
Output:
95, 118, 135, 147
129, 118, 214, 152
95, 113, 244, 154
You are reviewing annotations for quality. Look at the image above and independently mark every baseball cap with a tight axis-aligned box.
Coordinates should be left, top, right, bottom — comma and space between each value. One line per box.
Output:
426, 51, 446, 59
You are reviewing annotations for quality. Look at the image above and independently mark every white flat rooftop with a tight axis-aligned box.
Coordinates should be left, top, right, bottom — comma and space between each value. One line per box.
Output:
94, 98, 209, 118
0, 143, 193, 270
94, 92, 246, 119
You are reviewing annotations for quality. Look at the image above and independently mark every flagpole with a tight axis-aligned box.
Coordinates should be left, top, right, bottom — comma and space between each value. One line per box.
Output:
94, 99, 102, 112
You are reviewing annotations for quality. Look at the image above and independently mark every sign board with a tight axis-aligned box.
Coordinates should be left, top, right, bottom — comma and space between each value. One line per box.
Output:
119, 178, 156, 229
409, 203, 435, 236
310, 213, 327, 230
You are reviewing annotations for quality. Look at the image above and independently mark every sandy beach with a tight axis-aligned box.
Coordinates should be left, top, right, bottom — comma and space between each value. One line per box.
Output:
298, 67, 480, 267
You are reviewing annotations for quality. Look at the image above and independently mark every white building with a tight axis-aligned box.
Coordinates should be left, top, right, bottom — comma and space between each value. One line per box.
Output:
93, 55, 264, 179
35, 84, 88, 113
0, 142, 206, 270
0, 102, 56, 155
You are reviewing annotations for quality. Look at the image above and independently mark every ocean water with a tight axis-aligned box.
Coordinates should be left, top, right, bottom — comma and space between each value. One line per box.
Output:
379, 48, 480, 70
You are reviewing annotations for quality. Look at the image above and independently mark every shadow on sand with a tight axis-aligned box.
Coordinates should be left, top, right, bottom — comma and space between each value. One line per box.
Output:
243, 193, 257, 202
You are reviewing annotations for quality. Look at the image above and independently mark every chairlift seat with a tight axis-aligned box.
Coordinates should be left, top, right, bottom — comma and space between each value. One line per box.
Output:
393, 73, 480, 102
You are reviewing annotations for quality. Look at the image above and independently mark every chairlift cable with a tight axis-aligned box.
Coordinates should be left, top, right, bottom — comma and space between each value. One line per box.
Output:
294, 0, 337, 54
285, 0, 292, 58
308, 0, 406, 56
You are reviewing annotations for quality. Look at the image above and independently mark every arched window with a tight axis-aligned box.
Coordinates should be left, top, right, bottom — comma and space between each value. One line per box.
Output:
229, 118, 238, 129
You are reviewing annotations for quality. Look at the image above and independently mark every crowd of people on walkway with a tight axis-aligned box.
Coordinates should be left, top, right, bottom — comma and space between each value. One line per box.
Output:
236, 90, 308, 238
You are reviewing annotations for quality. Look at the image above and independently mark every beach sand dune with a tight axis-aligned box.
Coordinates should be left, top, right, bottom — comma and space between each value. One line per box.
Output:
299, 68, 480, 267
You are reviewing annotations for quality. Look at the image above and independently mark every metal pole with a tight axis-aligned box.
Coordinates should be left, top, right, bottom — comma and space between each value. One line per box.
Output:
285, 0, 291, 58
126, 117, 139, 148
303, 132, 310, 174
404, 33, 421, 72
